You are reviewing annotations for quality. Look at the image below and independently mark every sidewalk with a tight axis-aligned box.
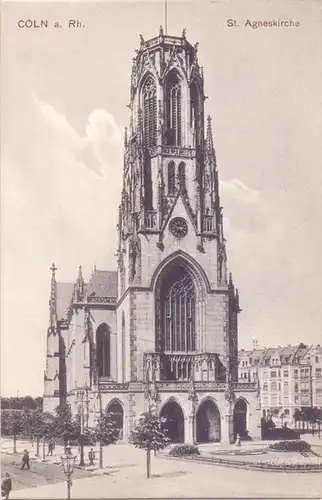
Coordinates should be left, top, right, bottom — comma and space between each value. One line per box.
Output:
1, 437, 141, 472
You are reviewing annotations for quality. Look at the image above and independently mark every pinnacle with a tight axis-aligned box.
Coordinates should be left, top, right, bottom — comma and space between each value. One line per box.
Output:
206, 115, 214, 153
78, 265, 83, 280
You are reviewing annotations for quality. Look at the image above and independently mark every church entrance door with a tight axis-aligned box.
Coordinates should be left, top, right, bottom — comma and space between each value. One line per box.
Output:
160, 401, 184, 443
233, 399, 247, 439
196, 399, 221, 443
106, 400, 124, 440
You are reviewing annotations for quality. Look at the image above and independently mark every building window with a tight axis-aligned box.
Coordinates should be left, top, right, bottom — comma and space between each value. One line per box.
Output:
316, 368, 322, 379
316, 356, 319, 363
270, 371, 277, 378
283, 369, 288, 377
263, 383, 268, 391
96, 323, 111, 378
271, 382, 277, 392
178, 162, 186, 190
142, 76, 157, 147
263, 370, 268, 379
300, 368, 309, 379
294, 369, 298, 378
294, 383, 299, 392
284, 381, 289, 390
168, 161, 176, 195
165, 72, 182, 146
160, 264, 196, 353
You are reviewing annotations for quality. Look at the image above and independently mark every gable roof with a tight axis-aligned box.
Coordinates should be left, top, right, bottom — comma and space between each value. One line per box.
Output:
56, 282, 74, 321
87, 270, 118, 298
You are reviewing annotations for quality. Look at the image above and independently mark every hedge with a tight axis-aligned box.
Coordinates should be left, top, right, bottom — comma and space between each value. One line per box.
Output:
169, 444, 200, 456
268, 440, 311, 452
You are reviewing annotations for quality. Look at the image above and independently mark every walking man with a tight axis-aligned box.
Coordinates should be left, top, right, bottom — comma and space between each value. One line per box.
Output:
47, 437, 54, 456
20, 449, 30, 470
88, 448, 95, 466
1, 473, 12, 500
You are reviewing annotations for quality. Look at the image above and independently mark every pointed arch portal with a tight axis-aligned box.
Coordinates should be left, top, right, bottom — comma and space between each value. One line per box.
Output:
233, 399, 248, 439
196, 399, 221, 443
106, 400, 124, 440
160, 400, 184, 443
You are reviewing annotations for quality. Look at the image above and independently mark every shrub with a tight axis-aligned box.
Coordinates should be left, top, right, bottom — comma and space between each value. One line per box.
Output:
169, 444, 200, 457
268, 440, 311, 452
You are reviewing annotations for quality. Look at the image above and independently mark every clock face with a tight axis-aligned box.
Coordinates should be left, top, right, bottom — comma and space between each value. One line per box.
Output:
169, 217, 188, 239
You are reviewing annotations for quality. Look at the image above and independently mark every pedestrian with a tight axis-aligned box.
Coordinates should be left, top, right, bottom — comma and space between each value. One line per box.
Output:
235, 433, 241, 446
88, 448, 95, 466
20, 449, 30, 470
1, 473, 12, 500
47, 437, 54, 456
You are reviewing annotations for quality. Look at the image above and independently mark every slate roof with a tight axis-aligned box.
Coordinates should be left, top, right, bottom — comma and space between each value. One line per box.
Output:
87, 270, 118, 298
238, 344, 312, 366
294, 344, 311, 362
56, 282, 74, 321
279, 345, 298, 363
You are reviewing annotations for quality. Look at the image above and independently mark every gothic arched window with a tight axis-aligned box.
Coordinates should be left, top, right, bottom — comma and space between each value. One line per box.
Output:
96, 323, 111, 378
168, 161, 176, 196
142, 76, 157, 148
165, 72, 182, 146
160, 265, 196, 352
178, 162, 186, 190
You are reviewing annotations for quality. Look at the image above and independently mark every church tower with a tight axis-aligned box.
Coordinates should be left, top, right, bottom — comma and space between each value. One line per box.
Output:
117, 28, 240, 383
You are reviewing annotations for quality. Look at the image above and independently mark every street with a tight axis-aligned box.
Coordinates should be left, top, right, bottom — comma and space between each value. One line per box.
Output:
2, 440, 321, 499
1, 453, 91, 491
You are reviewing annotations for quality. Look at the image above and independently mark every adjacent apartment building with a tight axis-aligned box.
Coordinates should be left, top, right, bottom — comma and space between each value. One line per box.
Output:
238, 344, 322, 425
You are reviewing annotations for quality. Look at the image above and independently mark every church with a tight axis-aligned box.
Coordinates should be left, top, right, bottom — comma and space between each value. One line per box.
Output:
43, 28, 261, 444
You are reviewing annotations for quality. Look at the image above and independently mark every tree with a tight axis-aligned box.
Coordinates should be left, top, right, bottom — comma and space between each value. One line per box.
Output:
129, 411, 170, 478
24, 407, 54, 457
0, 396, 43, 410
1, 410, 24, 452
52, 404, 78, 449
93, 413, 120, 469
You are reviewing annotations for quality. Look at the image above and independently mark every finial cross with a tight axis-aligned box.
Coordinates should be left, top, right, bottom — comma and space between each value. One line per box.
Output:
50, 263, 57, 274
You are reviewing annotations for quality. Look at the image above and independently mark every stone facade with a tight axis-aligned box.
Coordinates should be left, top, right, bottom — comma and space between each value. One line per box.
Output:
43, 29, 261, 444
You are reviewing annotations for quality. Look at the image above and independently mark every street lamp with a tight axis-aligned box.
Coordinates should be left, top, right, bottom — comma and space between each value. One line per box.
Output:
77, 388, 88, 466
61, 445, 77, 500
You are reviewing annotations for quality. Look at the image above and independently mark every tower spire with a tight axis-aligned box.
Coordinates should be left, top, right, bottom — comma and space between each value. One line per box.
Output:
206, 115, 216, 162
165, 0, 168, 35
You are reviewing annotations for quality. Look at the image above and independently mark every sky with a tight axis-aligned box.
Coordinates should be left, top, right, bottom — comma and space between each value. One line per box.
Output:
1, 0, 321, 397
